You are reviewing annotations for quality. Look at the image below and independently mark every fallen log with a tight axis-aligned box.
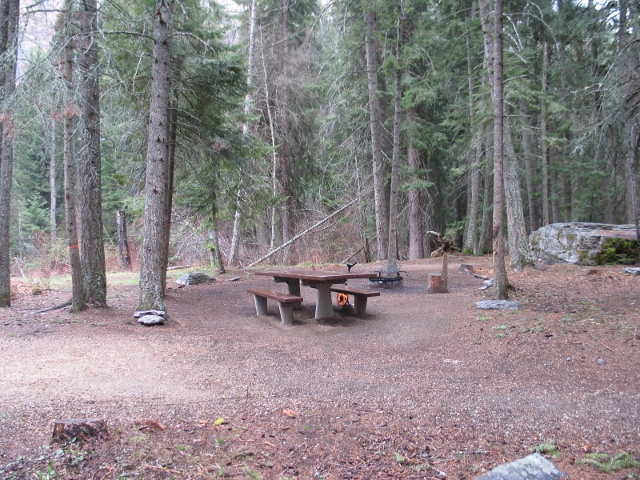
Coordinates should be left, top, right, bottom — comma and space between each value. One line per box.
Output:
31, 300, 72, 315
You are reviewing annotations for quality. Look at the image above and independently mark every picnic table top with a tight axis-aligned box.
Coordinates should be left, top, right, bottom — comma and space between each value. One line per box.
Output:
255, 269, 378, 283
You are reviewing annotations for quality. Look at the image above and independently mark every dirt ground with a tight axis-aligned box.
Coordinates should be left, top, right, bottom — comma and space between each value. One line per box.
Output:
0, 255, 638, 479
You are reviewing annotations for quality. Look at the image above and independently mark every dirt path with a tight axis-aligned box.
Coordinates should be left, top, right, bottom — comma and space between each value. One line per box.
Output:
1, 256, 639, 479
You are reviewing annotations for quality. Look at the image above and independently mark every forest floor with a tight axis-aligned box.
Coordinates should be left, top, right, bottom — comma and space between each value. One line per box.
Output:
0, 255, 639, 479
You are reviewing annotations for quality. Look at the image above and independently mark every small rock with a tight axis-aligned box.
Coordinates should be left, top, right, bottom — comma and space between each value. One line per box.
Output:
623, 267, 640, 276
175, 272, 215, 286
476, 452, 567, 479
480, 279, 494, 291
476, 300, 523, 310
597, 358, 606, 365
134, 310, 166, 319
138, 314, 165, 326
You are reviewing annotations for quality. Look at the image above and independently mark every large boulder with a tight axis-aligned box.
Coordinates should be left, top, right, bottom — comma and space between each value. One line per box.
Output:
175, 272, 216, 286
529, 222, 639, 265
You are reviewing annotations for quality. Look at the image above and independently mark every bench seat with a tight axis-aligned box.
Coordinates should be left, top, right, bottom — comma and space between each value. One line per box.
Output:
330, 285, 380, 316
247, 288, 303, 325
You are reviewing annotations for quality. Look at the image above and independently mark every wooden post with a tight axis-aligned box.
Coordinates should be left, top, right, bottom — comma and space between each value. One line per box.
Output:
428, 253, 449, 293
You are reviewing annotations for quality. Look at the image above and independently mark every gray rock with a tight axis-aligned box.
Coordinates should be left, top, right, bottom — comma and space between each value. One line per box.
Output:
133, 310, 166, 319
530, 222, 638, 265
138, 314, 166, 326
623, 267, 640, 276
476, 300, 523, 310
476, 452, 567, 480
175, 272, 215, 286
480, 279, 494, 291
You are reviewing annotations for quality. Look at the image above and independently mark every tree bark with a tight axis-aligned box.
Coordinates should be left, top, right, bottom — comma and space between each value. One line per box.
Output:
364, 2, 389, 260
519, 98, 539, 232
464, 18, 481, 254
78, 0, 106, 306
258, 26, 279, 254
620, 0, 640, 237
229, 0, 258, 267
540, 41, 550, 226
407, 110, 423, 259
161, 24, 182, 293
49, 115, 57, 244
557, 0, 572, 222
504, 116, 531, 272
277, 0, 293, 256
209, 208, 225, 274
481, 0, 508, 298
61, 0, 85, 313
387, 3, 403, 267
138, 0, 173, 312
228, 189, 242, 266
0, 0, 18, 307
116, 210, 132, 270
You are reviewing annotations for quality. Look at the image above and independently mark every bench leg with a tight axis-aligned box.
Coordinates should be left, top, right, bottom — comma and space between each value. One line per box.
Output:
253, 295, 267, 315
278, 303, 294, 325
353, 296, 368, 317
275, 278, 303, 310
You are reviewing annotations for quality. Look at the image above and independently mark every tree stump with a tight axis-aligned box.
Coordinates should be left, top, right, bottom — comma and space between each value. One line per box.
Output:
52, 418, 111, 442
428, 253, 449, 293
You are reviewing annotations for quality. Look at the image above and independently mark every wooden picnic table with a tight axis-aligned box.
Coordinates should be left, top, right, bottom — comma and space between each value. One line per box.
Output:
255, 269, 379, 319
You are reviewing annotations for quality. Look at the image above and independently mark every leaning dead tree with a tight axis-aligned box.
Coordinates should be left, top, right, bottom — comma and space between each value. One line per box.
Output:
247, 199, 358, 268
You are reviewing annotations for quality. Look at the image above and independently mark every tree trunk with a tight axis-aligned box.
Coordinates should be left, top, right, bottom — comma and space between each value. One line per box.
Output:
209, 209, 225, 274
504, 116, 531, 272
387, 3, 403, 267
519, 98, 539, 232
464, 19, 481, 254
620, 0, 640, 237
277, 0, 293, 257
625, 124, 639, 237
116, 210, 131, 269
540, 41, 550, 226
557, 0, 572, 222
138, 0, 173, 312
228, 190, 242, 266
407, 110, 423, 259
258, 27, 279, 255
0, 0, 18, 307
78, 0, 106, 306
61, 0, 85, 313
550, 147, 561, 222
364, 2, 388, 260
229, 0, 258, 267
484, 0, 508, 298
49, 115, 57, 244
478, 125, 493, 254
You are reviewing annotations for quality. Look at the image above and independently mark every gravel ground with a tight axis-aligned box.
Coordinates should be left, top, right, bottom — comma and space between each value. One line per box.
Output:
0, 255, 638, 479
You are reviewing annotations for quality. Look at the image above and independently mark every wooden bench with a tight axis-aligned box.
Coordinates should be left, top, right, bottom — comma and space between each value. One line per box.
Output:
330, 285, 380, 317
247, 288, 303, 325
